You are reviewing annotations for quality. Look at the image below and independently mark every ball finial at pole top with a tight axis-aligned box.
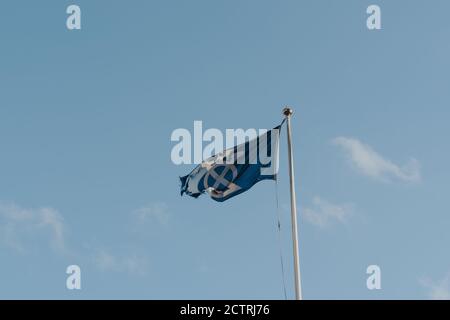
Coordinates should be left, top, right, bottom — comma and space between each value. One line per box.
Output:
283, 107, 294, 117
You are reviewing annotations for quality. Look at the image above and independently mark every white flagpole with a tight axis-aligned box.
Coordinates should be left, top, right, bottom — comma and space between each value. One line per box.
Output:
283, 107, 303, 300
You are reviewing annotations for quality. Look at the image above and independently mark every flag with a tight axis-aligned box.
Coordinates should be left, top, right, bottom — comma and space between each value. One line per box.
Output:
180, 124, 281, 202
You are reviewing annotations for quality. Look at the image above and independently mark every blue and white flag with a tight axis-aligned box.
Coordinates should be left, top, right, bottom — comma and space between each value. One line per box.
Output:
180, 124, 282, 202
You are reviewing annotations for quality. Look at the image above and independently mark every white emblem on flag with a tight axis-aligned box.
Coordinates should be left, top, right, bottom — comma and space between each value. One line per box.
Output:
203, 164, 241, 199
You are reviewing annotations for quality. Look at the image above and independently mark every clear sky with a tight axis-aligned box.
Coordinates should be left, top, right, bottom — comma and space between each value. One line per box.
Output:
0, 0, 449, 299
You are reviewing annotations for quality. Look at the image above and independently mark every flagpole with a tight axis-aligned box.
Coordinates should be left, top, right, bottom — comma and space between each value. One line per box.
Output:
282, 107, 303, 300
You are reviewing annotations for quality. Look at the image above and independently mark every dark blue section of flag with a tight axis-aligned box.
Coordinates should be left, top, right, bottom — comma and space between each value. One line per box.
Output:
180, 125, 280, 202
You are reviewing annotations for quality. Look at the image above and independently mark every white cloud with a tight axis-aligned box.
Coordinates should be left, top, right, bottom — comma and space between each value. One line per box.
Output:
92, 249, 150, 276
87, 203, 167, 276
36, 207, 65, 251
302, 196, 354, 228
332, 137, 421, 183
132, 202, 169, 226
420, 274, 450, 300
0, 202, 66, 253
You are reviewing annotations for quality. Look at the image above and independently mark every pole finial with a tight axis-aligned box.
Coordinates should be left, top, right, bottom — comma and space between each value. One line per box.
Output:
283, 107, 294, 117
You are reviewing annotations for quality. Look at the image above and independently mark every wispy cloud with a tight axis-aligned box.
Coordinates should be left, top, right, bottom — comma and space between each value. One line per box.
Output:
92, 249, 150, 276
0, 202, 66, 253
88, 203, 168, 276
420, 274, 450, 300
332, 137, 421, 183
132, 202, 170, 226
302, 196, 354, 228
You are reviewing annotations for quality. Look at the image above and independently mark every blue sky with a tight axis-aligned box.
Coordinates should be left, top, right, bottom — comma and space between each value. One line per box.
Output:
0, 0, 450, 299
